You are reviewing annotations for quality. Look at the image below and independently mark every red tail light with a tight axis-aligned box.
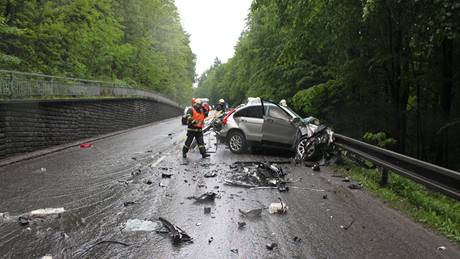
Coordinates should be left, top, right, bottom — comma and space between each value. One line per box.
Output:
222, 109, 236, 125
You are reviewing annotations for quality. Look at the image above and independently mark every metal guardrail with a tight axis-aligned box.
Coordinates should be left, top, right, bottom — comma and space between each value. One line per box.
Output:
334, 133, 460, 201
0, 70, 181, 108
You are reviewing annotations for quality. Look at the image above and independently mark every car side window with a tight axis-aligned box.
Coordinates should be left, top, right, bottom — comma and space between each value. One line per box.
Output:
233, 108, 248, 117
267, 106, 291, 120
245, 106, 263, 118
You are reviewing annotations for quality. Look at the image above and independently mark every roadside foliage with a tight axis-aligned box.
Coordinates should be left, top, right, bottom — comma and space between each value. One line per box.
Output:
0, 0, 195, 102
195, 0, 460, 170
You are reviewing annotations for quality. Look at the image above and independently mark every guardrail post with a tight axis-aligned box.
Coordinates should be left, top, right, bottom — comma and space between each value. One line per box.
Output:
380, 168, 389, 187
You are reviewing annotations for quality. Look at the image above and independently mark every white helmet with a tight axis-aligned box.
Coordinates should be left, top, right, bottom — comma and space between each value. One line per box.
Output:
219, 99, 225, 103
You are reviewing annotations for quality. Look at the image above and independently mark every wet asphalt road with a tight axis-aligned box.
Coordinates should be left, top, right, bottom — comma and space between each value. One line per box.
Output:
0, 117, 459, 259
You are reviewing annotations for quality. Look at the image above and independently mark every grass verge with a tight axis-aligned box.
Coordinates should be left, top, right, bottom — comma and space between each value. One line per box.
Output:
333, 162, 460, 244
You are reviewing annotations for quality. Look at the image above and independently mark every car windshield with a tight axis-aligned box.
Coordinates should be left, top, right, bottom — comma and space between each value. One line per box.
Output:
281, 106, 302, 119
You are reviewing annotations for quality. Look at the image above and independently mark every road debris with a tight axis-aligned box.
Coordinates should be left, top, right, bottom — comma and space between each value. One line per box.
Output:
158, 217, 193, 244
437, 246, 447, 251
342, 177, 351, 182
204, 207, 211, 214
230, 248, 239, 254
123, 201, 137, 207
293, 236, 302, 243
239, 208, 262, 218
40, 255, 53, 259
0, 212, 8, 220
196, 222, 201, 226
312, 164, 320, 171
323, 194, 328, 199
80, 143, 92, 148
269, 198, 288, 214
145, 180, 153, 185
277, 183, 289, 192
340, 218, 355, 230
266, 242, 278, 250
238, 222, 246, 229
161, 173, 173, 178
124, 219, 161, 232
208, 237, 214, 244
187, 192, 217, 203
348, 184, 362, 190
204, 172, 217, 178
18, 208, 65, 225
225, 162, 287, 189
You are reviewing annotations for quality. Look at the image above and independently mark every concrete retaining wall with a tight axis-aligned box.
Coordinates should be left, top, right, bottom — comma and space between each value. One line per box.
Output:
0, 98, 181, 158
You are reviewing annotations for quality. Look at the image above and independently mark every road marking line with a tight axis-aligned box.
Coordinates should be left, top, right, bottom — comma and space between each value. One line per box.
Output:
151, 156, 166, 168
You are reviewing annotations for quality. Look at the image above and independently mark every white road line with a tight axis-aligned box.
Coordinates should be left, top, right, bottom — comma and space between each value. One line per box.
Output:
151, 156, 166, 168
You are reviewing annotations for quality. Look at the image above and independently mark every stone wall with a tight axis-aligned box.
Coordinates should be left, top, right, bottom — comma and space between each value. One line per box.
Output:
0, 98, 181, 158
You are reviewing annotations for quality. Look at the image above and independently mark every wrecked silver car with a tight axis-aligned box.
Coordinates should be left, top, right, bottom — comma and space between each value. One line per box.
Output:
216, 98, 335, 162
217, 98, 303, 153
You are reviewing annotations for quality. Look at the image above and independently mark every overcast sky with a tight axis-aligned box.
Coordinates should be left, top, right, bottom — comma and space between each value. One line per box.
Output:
175, 0, 252, 77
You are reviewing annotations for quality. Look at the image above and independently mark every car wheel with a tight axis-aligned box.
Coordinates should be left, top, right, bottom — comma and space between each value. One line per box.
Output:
228, 131, 247, 154
296, 136, 320, 161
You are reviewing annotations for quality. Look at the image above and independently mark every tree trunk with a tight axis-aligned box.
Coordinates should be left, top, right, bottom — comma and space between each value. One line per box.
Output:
436, 37, 453, 167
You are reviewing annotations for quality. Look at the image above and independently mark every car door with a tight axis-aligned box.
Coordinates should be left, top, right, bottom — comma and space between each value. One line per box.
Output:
262, 104, 297, 145
233, 105, 264, 141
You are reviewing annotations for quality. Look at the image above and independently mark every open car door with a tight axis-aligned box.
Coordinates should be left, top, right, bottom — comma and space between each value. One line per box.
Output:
261, 102, 297, 146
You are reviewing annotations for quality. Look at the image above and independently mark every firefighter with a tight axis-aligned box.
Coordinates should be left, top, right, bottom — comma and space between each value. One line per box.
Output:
216, 99, 226, 112
182, 98, 210, 159
279, 99, 287, 107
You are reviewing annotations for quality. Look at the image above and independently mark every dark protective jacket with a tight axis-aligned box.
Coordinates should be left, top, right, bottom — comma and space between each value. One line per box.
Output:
216, 103, 225, 112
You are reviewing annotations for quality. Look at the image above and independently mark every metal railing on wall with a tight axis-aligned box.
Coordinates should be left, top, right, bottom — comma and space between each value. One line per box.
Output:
0, 70, 181, 108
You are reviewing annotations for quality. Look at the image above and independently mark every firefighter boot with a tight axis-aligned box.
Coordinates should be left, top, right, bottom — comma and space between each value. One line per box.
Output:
182, 146, 189, 158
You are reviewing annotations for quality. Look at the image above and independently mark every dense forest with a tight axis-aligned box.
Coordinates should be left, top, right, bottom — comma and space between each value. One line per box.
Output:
195, 0, 460, 169
0, 0, 195, 102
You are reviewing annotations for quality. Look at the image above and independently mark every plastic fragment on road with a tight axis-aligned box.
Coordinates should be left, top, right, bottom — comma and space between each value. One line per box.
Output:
40, 255, 53, 259
437, 246, 447, 251
266, 243, 278, 250
123, 201, 137, 207
123, 219, 162, 232
269, 198, 288, 214
204, 172, 217, 178
238, 208, 262, 218
80, 143, 92, 148
40, 167, 47, 172
18, 208, 65, 225
340, 218, 355, 230
0, 212, 8, 219
348, 184, 362, 190
161, 173, 173, 178
230, 248, 239, 254
342, 177, 351, 182
187, 192, 216, 203
158, 217, 193, 244
238, 222, 246, 229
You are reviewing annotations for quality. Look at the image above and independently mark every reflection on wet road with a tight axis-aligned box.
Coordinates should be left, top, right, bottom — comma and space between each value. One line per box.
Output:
0, 117, 459, 258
